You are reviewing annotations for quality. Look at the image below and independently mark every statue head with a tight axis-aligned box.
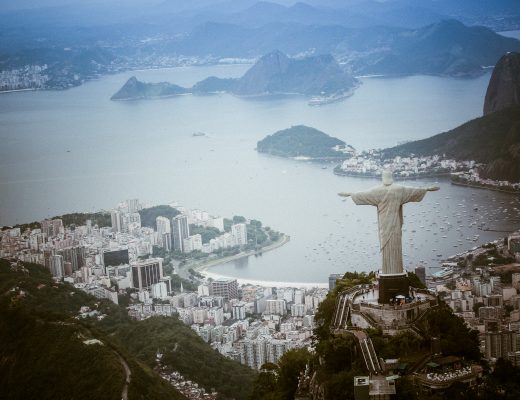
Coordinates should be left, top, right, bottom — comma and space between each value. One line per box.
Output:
382, 170, 393, 186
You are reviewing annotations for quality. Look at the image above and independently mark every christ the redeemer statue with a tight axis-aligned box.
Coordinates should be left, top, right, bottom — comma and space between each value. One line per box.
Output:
339, 170, 439, 277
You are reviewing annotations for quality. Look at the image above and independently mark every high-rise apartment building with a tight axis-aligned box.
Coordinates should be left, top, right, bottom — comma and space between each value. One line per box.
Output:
183, 234, 202, 253
40, 218, 63, 239
266, 299, 287, 316
111, 211, 123, 233
156, 216, 171, 248
171, 215, 190, 252
126, 199, 140, 213
232, 302, 247, 320
50, 254, 64, 278
210, 278, 239, 301
231, 223, 248, 246
58, 246, 86, 272
131, 258, 164, 290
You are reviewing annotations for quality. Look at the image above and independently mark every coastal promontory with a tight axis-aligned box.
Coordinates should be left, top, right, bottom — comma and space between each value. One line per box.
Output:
111, 51, 358, 101
380, 51, 520, 183
110, 76, 187, 100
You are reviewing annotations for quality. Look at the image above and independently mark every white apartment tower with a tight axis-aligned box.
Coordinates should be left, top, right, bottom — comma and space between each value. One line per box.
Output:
231, 223, 248, 246
156, 216, 171, 248
171, 215, 190, 252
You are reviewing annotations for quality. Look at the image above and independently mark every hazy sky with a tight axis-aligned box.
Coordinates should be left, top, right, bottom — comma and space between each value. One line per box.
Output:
0, 0, 160, 10
0, 0, 296, 12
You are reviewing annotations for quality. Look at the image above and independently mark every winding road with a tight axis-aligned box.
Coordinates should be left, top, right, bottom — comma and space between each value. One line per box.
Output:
117, 353, 131, 400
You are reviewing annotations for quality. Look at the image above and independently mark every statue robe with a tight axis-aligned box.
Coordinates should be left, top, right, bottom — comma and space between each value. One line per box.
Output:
351, 184, 427, 275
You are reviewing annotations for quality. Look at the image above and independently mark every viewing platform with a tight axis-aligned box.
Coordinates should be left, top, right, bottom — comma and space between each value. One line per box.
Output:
332, 284, 438, 336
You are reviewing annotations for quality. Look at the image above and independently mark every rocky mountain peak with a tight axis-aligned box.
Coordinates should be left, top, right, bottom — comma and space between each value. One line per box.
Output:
484, 52, 520, 115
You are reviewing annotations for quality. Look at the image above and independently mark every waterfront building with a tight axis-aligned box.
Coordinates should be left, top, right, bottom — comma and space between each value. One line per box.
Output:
231, 223, 248, 246
210, 278, 239, 301
183, 234, 203, 253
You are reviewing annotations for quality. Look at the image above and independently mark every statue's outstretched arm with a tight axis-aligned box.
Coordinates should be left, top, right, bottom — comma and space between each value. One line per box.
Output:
338, 192, 351, 197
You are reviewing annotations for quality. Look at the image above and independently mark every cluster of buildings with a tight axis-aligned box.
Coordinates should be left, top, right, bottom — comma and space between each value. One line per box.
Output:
129, 275, 328, 370
156, 353, 218, 400
337, 151, 475, 179
0, 64, 50, 91
336, 150, 520, 190
452, 171, 520, 192
0, 197, 320, 370
154, 208, 247, 254
430, 231, 520, 364
0, 199, 246, 307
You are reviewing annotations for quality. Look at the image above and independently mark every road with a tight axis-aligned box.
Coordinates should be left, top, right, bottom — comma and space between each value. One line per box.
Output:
117, 353, 131, 400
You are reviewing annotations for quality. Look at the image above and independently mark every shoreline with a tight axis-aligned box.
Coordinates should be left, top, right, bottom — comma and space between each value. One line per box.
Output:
187, 234, 291, 274
201, 269, 328, 289
450, 180, 520, 194
190, 234, 326, 288
333, 169, 451, 180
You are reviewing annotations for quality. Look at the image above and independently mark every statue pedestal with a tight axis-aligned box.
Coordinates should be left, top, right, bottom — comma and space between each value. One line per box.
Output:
378, 273, 409, 304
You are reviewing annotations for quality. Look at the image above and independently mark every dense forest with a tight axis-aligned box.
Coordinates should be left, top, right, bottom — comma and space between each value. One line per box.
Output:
0, 260, 256, 400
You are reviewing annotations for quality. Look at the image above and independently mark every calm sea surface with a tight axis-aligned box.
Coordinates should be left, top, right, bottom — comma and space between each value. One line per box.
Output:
1, 53, 519, 283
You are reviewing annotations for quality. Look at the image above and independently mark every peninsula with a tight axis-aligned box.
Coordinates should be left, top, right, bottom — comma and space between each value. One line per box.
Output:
110, 76, 187, 100
111, 51, 358, 103
335, 52, 520, 192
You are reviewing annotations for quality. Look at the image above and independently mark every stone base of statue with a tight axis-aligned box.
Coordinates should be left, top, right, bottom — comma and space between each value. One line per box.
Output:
378, 273, 409, 304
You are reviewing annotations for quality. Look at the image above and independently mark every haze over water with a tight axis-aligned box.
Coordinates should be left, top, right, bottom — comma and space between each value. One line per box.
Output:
1, 62, 519, 283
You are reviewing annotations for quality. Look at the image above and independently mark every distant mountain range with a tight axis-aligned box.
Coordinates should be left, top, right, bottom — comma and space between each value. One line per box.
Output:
381, 52, 520, 182
358, 20, 520, 77
179, 19, 520, 76
111, 51, 357, 100
2, 0, 520, 90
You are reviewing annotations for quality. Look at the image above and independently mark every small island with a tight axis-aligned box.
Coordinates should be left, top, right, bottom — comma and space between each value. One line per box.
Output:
257, 125, 354, 161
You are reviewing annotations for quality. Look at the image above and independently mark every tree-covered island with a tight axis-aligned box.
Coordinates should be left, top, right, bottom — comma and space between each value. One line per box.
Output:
256, 125, 354, 161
